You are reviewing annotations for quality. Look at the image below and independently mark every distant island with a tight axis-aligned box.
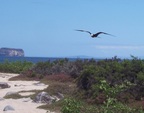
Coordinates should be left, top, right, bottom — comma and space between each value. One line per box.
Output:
0, 48, 24, 57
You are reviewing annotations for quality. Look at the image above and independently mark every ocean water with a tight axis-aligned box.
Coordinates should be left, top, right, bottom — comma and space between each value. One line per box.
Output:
0, 56, 87, 63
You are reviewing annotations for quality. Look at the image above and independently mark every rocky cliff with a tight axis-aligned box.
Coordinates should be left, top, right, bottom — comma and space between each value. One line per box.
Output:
0, 48, 24, 57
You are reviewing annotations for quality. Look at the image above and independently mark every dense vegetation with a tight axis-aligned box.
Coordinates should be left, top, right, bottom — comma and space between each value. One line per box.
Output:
0, 60, 33, 73
1, 56, 144, 112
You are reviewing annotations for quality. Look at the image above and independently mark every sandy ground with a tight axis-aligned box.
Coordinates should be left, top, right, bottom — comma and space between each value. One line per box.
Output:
0, 73, 54, 113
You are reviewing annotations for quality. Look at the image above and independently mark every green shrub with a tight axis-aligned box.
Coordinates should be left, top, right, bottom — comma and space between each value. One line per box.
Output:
137, 72, 144, 84
61, 98, 81, 113
0, 60, 33, 73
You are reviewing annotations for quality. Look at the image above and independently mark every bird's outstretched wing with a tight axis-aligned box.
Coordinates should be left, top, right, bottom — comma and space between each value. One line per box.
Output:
75, 29, 92, 35
96, 32, 115, 37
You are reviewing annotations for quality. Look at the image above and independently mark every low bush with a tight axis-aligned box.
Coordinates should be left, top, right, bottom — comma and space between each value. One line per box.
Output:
61, 98, 81, 113
45, 74, 73, 82
0, 60, 33, 73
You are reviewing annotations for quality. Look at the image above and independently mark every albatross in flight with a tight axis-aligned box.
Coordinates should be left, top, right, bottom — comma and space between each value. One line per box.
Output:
75, 29, 114, 38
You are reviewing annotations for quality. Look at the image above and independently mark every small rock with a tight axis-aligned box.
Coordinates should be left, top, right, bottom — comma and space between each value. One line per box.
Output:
14, 84, 25, 87
5, 91, 18, 96
22, 97, 32, 102
33, 91, 55, 104
33, 82, 46, 86
52, 96, 60, 101
0, 82, 10, 89
3, 105, 15, 111
57, 92, 64, 99
0, 97, 4, 101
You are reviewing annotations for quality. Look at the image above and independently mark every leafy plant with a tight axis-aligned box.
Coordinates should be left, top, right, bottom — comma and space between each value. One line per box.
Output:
61, 98, 81, 113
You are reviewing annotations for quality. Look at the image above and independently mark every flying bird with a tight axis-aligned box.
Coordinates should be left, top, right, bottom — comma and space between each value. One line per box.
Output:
75, 29, 115, 38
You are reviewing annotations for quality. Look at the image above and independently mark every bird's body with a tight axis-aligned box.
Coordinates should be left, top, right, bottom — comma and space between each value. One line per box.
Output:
75, 29, 114, 38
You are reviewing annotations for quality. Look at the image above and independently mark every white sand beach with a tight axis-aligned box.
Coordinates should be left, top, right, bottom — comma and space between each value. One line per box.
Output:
0, 73, 53, 113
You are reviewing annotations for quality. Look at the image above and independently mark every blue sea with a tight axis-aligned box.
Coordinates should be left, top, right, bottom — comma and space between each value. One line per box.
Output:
0, 56, 94, 64
1, 56, 136, 64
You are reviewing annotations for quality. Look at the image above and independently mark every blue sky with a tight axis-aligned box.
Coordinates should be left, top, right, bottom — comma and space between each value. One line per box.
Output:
0, 0, 144, 58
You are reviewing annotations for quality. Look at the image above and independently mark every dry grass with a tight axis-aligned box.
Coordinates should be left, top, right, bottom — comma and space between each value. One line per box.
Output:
39, 74, 76, 95
38, 100, 63, 113
44, 74, 73, 82
37, 74, 77, 112
9, 74, 35, 81
128, 100, 144, 109
4, 93, 23, 99
4, 90, 40, 99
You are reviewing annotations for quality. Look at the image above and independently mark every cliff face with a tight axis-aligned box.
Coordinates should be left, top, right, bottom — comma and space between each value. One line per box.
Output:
0, 48, 24, 57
